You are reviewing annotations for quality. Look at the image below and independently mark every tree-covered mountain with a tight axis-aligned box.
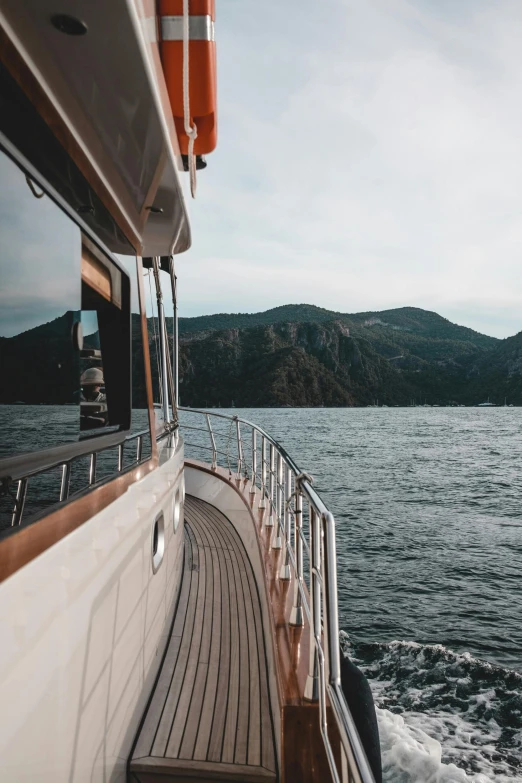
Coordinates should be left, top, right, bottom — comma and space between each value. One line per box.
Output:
0, 312, 79, 403
3, 305, 522, 407
175, 319, 486, 408
462, 331, 522, 405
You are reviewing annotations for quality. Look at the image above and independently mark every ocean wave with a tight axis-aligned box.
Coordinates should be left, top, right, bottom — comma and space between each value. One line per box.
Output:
341, 634, 522, 782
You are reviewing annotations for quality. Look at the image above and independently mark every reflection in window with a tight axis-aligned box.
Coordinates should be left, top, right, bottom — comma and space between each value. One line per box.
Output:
79, 311, 108, 430
142, 265, 175, 415
0, 147, 138, 531
0, 147, 81, 460
79, 238, 131, 439
143, 266, 162, 406
116, 257, 152, 461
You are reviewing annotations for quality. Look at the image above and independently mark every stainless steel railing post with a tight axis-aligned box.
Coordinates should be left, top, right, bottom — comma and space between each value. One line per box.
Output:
89, 453, 97, 486
272, 452, 283, 549
60, 463, 71, 502
289, 484, 304, 624
206, 413, 217, 469
118, 444, 124, 472
11, 478, 28, 526
235, 418, 244, 481
250, 429, 257, 495
279, 463, 292, 580
266, 443, 275, 527
137, 435, 143, 463
260, 436, 267, 509
323, 511, 341, 687
304, 504, 320, 701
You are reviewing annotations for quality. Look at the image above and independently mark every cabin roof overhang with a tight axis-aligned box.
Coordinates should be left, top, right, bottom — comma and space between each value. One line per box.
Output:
0, 0, 190, 257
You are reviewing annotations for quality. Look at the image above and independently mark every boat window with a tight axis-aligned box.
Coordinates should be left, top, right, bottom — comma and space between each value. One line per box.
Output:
117, 256, 153, 462
143, 267, 163, 407
0, 146, 82, 461
80, 237, 131, 440
143, 265, 176, 429
0, 60, 134, 255
0, 145, 138, 531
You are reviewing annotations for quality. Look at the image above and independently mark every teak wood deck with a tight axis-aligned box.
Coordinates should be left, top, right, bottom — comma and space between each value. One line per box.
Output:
130, 495, 278, 783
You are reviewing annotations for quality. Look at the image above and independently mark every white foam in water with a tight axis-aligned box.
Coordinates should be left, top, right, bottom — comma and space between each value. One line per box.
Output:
377, 707, 510, 783
340, 634, 522, 783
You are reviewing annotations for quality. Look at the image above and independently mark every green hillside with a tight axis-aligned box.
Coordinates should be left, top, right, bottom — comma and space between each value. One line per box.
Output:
2, 306, 519, 408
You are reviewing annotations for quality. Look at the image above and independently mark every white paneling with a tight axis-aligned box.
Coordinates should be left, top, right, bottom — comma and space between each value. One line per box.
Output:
0, 442, 186, 783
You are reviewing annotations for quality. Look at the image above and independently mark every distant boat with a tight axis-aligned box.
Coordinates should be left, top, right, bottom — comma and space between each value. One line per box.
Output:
478, 397, 495, 407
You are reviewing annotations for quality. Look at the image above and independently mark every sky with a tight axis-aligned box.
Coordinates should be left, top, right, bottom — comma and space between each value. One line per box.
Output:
177, 0, 522, 338
0, 151, 81, 338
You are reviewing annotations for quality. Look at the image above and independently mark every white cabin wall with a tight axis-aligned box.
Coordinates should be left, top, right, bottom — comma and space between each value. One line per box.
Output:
0, 440, 185, 783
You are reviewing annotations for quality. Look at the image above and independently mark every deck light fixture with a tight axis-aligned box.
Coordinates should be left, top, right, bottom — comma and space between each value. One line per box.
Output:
51, 15, 88, 36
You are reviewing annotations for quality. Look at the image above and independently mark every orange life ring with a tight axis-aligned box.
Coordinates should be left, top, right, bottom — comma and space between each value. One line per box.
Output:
159, 0, 217, 156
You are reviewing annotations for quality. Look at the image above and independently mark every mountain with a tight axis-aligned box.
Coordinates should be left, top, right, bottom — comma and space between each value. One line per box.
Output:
177, 305, 497, 361
0, 312, 79, 403
463, 331, 522, 405
175, 318, 484, 408
178, 321, 404, 407
3, 306, 520, 408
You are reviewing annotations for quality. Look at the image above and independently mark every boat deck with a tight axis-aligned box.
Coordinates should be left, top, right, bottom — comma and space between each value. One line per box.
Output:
130, 495, 277, 783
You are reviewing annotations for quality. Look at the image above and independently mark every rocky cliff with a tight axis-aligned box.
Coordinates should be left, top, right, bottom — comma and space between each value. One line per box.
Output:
171, 306, 507, 407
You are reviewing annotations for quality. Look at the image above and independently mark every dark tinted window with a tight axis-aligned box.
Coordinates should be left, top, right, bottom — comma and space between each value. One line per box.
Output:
117, 256, 152, 463
143, 266, 163, 406
0, 61, 134, 255
80, 237, 131, 438
0, 146, 82, 458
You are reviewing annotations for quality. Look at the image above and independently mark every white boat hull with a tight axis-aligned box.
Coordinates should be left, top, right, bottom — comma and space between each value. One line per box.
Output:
0, 441, 185, 783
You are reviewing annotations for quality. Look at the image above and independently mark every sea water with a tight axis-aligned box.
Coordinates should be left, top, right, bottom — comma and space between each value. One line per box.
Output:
214, 408, 522, 783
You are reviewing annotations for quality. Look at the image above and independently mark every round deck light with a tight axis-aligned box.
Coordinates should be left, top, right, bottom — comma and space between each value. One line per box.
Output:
51, 15, 88, 36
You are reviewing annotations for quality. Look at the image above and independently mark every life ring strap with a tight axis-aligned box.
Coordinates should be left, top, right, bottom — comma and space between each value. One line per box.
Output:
161, 15, 215, 42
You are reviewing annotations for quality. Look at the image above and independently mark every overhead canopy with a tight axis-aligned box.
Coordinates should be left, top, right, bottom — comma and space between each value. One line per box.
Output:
0, 0, 191, 257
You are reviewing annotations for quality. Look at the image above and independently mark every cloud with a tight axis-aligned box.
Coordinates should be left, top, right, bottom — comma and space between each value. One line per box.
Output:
178, 0, 522, 337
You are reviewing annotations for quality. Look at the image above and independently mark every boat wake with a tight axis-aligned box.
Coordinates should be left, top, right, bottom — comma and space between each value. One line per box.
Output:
341, 634, 522, 782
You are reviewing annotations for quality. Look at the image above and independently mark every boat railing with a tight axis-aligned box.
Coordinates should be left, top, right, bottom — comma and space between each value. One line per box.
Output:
2, 427, 156, 528
179, 406, 375, 783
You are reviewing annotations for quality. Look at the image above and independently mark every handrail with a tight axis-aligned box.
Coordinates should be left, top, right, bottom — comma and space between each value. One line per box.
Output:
179, 406, 375, 783
3, 428, 152, 528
